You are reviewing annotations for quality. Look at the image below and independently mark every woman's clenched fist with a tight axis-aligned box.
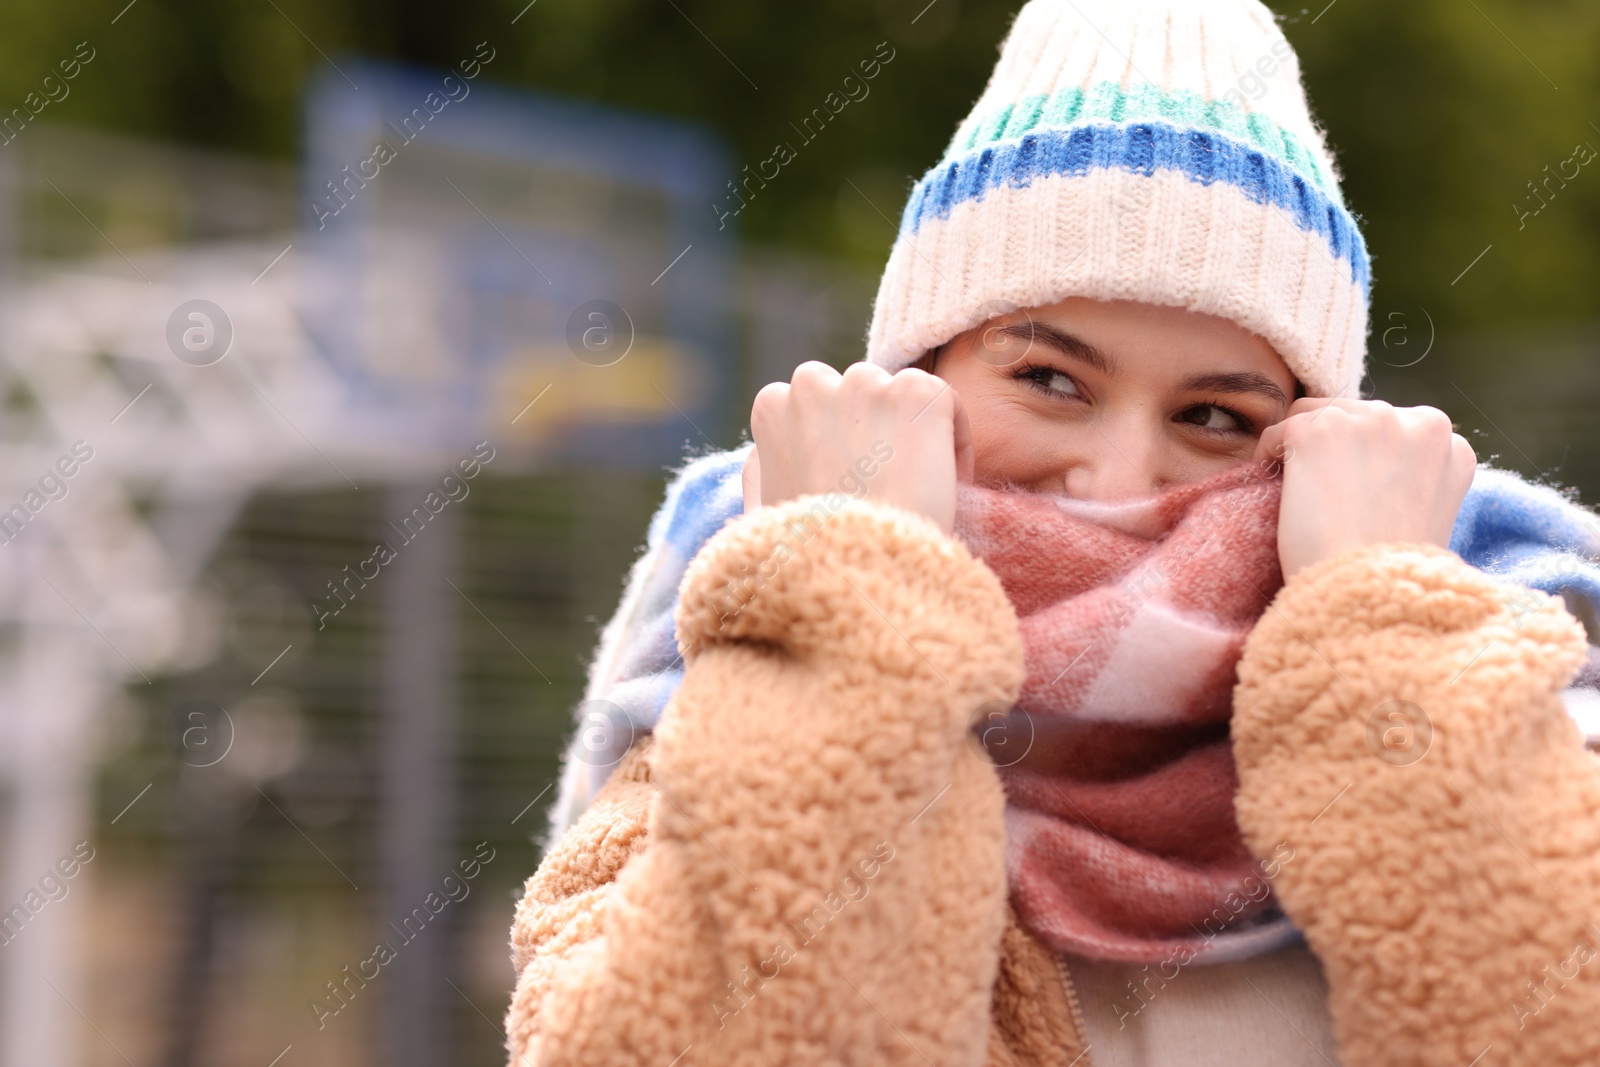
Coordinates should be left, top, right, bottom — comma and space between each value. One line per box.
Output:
1253, 397, 1477, 581
743, 361, 973, 535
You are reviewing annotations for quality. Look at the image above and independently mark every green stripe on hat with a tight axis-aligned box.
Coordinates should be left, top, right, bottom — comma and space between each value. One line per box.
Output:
943, 80, 1342, 207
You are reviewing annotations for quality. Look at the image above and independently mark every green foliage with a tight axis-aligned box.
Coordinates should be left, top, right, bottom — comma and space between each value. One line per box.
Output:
1276, 0, 1600, 332
0, 0, 1595, 331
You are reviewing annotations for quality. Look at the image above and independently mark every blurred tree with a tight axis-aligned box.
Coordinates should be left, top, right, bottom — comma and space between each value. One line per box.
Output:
0, 0, 1594, 334
1283, 0, 1600, 338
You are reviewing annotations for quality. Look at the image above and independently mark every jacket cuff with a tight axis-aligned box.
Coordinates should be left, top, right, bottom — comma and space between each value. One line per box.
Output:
1248, 541, 1588, 692
675, 493, 1023, 682
1284, 542, 1511, 630
1234, 541, 1592, 786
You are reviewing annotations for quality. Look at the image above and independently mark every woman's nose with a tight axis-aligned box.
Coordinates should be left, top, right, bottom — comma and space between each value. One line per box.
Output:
1060, 425, 1161, 502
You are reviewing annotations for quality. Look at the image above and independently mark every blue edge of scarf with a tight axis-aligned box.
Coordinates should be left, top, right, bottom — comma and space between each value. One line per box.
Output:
549, 441, 1600, 950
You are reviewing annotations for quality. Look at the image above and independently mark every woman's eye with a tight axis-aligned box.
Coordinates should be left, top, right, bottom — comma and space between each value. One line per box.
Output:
1179, 405, 1246, 433
1018, 366, 1080, 398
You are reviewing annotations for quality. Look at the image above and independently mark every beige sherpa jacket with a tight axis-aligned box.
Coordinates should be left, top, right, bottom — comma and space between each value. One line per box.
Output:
504, 495, 1600, 1066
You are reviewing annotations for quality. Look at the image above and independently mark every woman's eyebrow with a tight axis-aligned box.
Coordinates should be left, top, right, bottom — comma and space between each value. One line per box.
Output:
996, 323, 1288, 406
1178, 371, 1289, 406
996, 322, 1116, 375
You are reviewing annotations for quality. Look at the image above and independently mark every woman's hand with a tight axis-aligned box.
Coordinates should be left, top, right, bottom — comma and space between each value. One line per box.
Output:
742, 361, 973, 535
1253, 397, 1477, 581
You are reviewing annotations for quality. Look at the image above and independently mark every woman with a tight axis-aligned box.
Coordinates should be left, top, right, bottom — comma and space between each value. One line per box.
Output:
506, 1, 1600, 1063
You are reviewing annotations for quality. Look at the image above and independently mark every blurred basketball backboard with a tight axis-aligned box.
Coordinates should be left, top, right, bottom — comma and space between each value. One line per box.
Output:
300, 57, 736, 467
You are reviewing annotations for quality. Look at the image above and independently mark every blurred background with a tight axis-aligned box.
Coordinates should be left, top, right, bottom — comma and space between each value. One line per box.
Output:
0, 1, 1594, 1064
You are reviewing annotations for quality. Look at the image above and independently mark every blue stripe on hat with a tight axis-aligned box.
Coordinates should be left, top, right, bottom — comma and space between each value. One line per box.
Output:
901, 120, 1371, 289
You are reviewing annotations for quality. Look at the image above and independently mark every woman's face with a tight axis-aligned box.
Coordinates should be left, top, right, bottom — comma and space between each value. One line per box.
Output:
929, 297, 1300, 502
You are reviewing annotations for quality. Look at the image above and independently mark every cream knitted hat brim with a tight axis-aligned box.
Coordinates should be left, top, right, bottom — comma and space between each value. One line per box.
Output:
864, 0, 1371, 399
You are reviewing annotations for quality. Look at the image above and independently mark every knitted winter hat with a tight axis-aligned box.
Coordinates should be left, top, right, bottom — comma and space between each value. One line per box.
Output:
864, 0, 1370, 399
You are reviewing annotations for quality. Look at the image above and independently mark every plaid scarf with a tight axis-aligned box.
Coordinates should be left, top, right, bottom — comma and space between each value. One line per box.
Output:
953, 461, 1297, 964
546, 444, 1600, 966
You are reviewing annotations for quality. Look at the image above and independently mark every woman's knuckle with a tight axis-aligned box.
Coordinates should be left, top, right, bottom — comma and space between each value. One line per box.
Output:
895, 373, 948, 409
791, 361, 838, 388
841, 360, 887, 383
752, 381, 788, 413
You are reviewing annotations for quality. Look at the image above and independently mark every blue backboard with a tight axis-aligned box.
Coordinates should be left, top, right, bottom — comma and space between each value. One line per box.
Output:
300, 55, 736, 467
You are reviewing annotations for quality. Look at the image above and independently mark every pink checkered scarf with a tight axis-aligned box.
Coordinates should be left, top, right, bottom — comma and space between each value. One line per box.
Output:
952, 460, 1301, 965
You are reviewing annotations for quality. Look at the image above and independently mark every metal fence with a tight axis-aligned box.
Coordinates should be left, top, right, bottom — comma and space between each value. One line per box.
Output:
0, 119, 873, 1067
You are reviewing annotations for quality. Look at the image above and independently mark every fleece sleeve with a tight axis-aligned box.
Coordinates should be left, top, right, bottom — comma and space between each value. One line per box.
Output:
503, 494, 1025, 1067
1231, 541, 1600, 1067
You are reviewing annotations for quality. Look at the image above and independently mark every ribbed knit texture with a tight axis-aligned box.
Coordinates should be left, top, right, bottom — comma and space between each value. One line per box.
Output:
864, 0, 1371, 399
